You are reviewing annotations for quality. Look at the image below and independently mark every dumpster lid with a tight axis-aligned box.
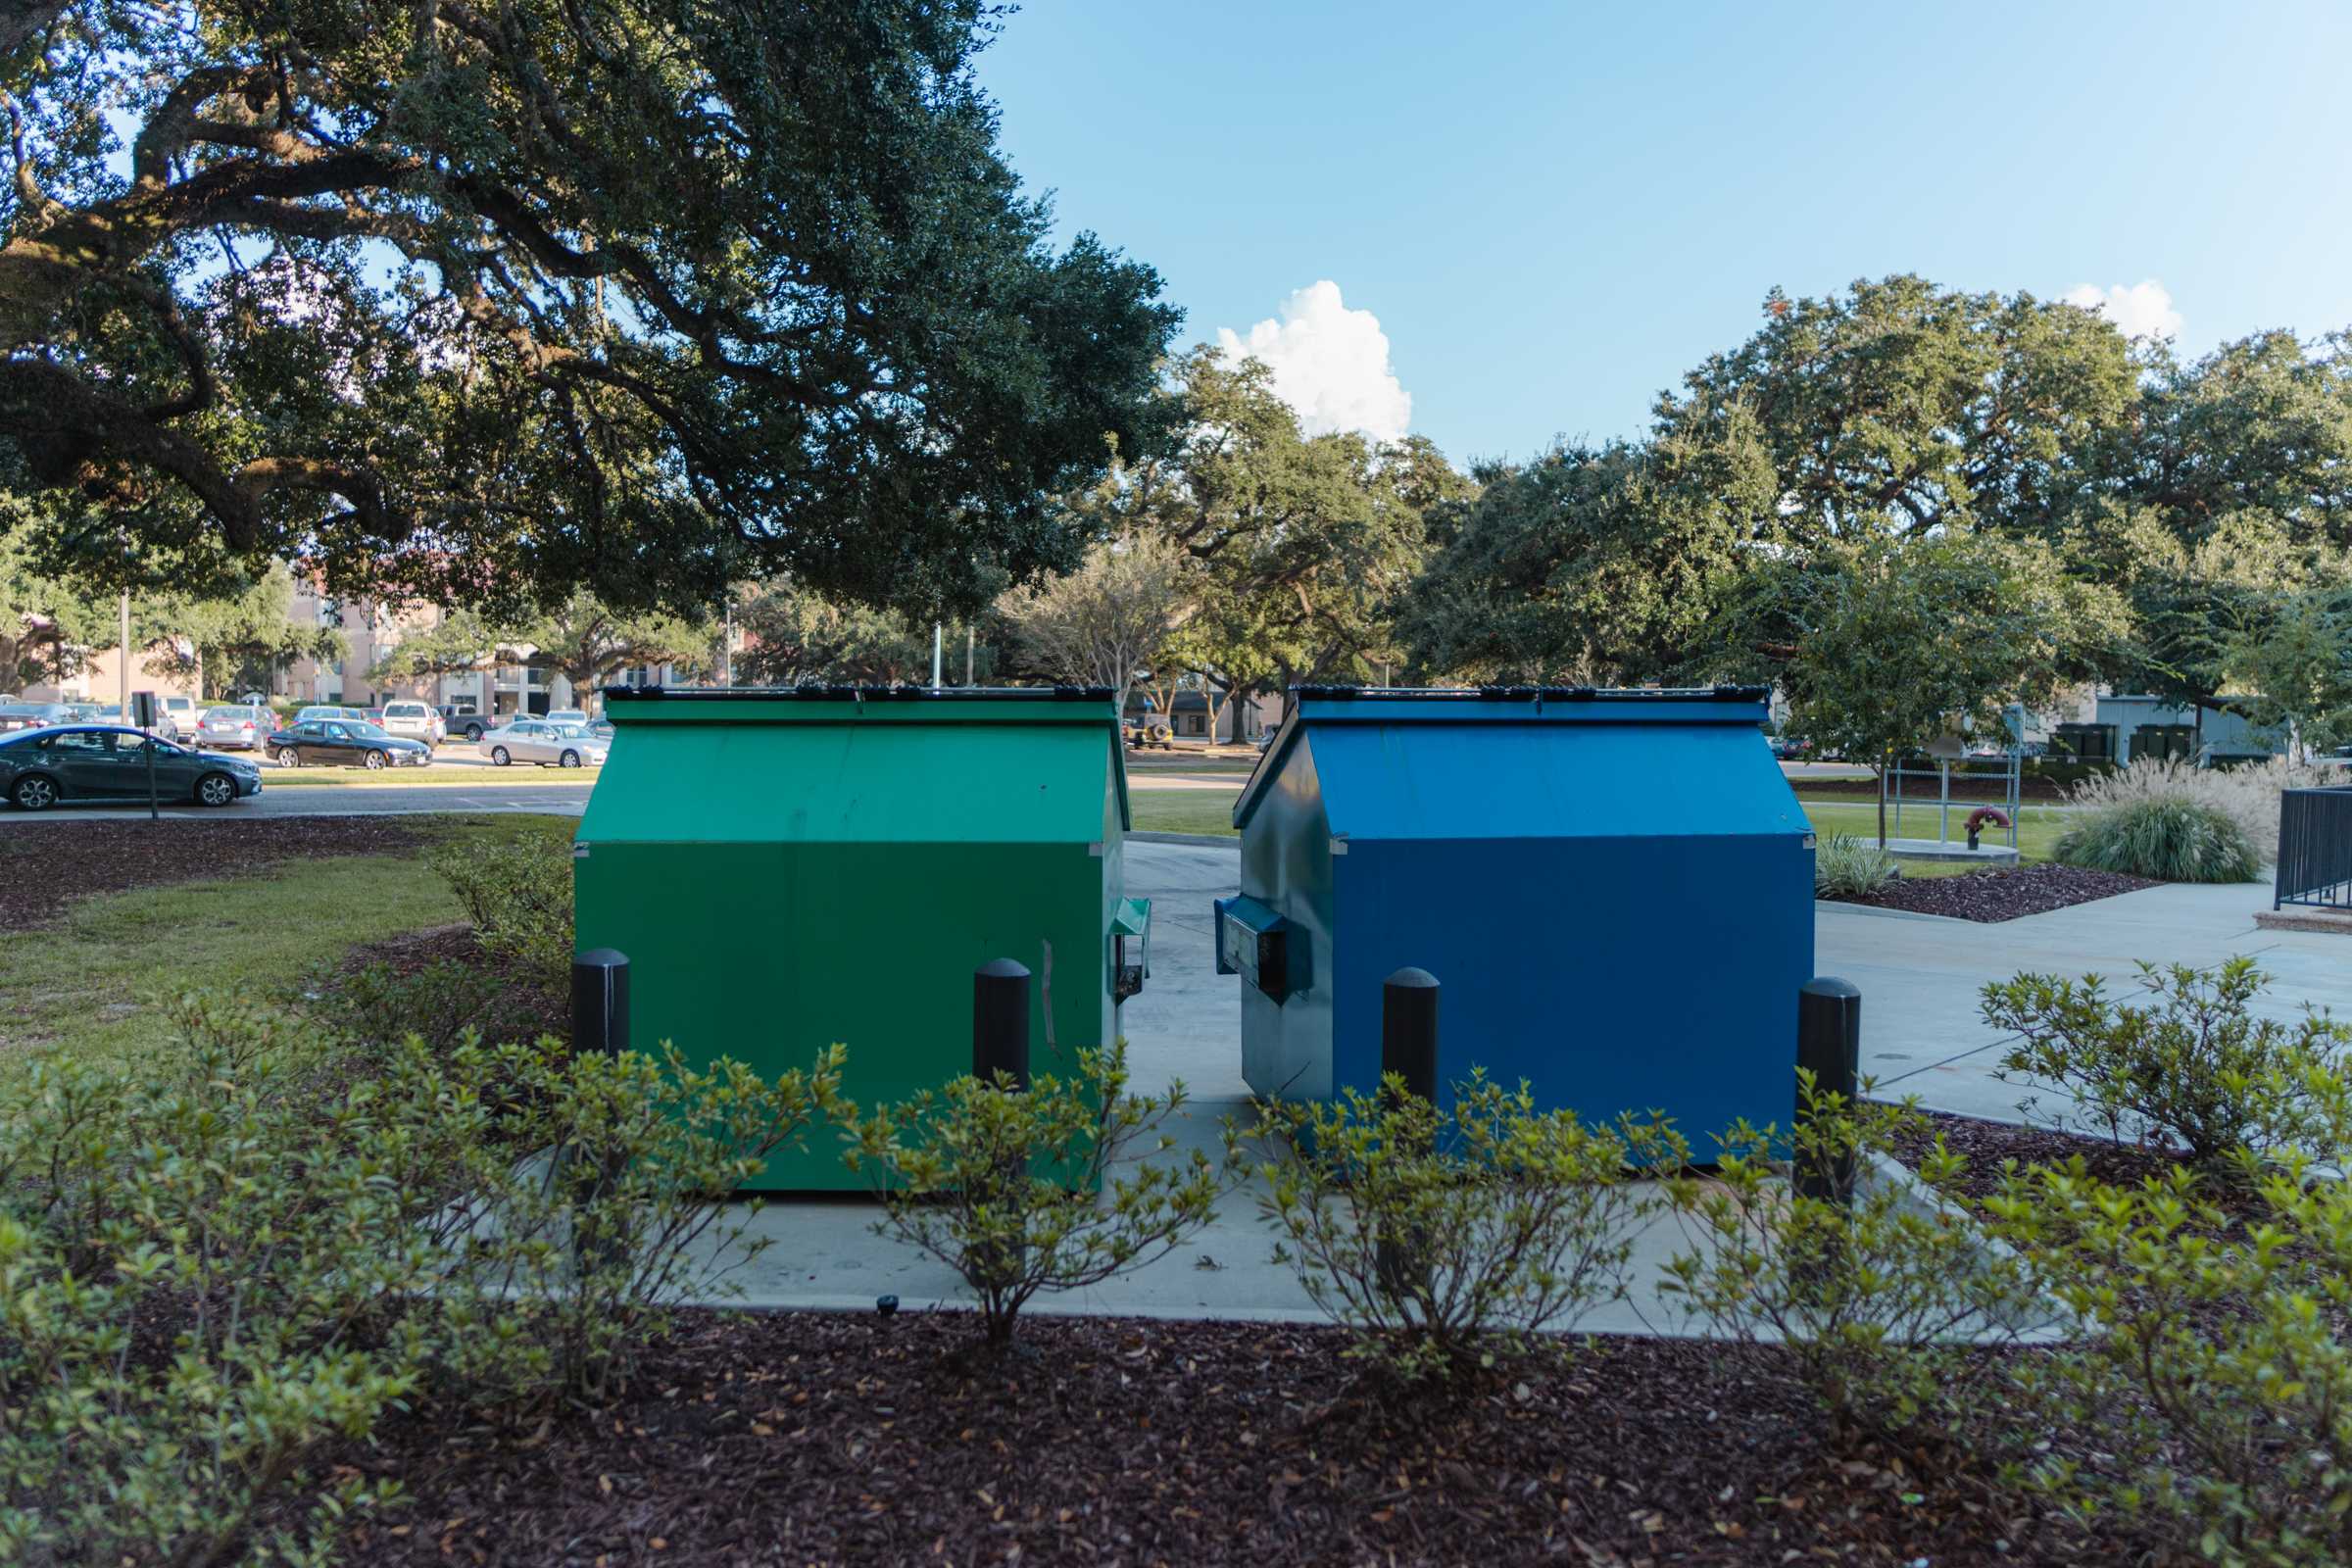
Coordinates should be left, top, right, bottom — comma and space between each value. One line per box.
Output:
578, 685, 1134, 843
1233, 685, 1778, 833
1110, 897, 1151, 938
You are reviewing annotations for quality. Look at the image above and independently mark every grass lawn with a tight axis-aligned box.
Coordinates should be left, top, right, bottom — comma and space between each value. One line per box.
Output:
1129, 788, 1240, 836
1798, 799, 2069, 862
0, 813, 573, 1073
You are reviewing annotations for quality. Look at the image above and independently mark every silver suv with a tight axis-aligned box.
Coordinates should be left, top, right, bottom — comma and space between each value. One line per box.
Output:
378, 700, 445, 746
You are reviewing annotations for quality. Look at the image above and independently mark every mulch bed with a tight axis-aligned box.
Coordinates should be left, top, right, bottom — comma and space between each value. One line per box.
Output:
1825, 862, 2157, 922
340, 1311, 2149, 1568
0, 816, 424, 932
1887, 1107, 2192, 1205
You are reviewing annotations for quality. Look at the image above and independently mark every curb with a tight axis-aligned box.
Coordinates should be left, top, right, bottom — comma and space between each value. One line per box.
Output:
1128, 831, 1239, 848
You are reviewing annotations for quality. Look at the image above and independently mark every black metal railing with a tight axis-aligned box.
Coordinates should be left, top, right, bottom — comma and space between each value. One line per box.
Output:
2276, 786, 2352, 909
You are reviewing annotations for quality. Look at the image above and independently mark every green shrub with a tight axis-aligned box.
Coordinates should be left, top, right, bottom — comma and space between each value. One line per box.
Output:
312, 956, 559, 1050
1987, 1146, 2352, 1566
1661, 1078, 2056, 1444
1984, 958, 2344, 1166
404, 1033, 849, 1401
1248, 1070, 1677, 1383
1814, 832, 1896, 898
0, 990, 849, 1560
2053, 797, 2260, 882
433, 836, 573, 986
0, 997, 451, 1565
845, 1043, 1223, 1348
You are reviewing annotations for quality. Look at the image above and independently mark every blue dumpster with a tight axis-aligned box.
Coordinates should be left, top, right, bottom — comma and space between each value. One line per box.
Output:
1216, 686, 1814, 1144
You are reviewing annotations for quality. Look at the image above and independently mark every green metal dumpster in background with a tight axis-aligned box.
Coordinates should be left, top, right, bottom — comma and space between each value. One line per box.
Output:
573, 686, 1148, 1190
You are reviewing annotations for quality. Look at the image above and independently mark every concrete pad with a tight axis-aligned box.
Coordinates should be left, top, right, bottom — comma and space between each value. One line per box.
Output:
1884, 837, 2020, 866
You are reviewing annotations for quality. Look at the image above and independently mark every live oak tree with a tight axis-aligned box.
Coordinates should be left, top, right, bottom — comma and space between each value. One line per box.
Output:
0, 0, 1177, 615
148, 561, 343, 697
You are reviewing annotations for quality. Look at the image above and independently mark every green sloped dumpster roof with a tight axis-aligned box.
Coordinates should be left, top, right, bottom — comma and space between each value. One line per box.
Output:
577, 687, 1129, 845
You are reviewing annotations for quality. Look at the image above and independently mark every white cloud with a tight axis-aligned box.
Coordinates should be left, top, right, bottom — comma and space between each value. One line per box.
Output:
1215, 280, 1412, 442
2062, 278, 2182, 341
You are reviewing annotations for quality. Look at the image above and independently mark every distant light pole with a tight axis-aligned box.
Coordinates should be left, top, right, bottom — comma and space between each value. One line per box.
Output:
722, 598, 734, 690
117, 591, 129, 712
931, 621, 944, 687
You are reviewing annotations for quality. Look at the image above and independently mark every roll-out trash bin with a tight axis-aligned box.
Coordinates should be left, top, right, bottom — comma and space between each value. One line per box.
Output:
1216, 686, 1812, 1144
573, 686, 1148, 1189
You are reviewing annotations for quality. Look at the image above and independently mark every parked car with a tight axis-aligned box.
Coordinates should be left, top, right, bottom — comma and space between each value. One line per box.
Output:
295, 705, 368, 723
544, 707, 592, 727
438, 704, 497, 742
267, 718, 432, 769
378, 699, 446, 746
0, 701, 73, 734
0, 724, 264, 809
479, 718, 608, 768
196, 705, 270, 751
148, 693, 199, 740
236, 691, 270, 706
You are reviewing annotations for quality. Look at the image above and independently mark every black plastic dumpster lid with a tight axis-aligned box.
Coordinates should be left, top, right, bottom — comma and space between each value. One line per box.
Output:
602, 684, 1117, 703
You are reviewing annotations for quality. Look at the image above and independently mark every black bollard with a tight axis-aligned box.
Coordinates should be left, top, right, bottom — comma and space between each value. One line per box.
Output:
973, 957, 1031, 1089
1377, 968, 1440, 1302
1380, 967, 1440, 1105
1795, 977, 1862, 1204
571, 949, 630, 1058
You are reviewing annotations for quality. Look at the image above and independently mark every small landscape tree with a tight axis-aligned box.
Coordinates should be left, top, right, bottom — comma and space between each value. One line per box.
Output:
1000, 532, 1190, 716
1726, 531, 2127, 844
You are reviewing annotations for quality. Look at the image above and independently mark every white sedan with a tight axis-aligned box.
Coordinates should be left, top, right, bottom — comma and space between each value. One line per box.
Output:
478, 718, 610, 768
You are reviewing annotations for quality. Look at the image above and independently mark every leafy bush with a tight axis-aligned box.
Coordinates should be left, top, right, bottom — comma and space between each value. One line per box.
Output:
433, 835, 573, 986
0, 991, 847, 1561
1661, 1078, 2056, 1444
413, 1033, 848, 1401
313, 956, 560, 1051
2066, 756, 2328, 867
1988, 1148, 2352, 1566
2053, 797, 2260, 882
1814, 832, 1897, 898
0, 997, 449, 1565
845, 1043, 1223, 1347
1249, 1070, 1677, 1383
1984, 958, 2344, 1165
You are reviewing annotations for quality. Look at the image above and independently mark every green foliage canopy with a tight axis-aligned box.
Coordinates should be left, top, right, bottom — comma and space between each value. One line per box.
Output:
0, 0, 1178, 617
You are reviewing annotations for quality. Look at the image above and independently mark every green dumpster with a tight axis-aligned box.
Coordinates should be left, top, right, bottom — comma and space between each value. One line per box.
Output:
573, 686, 1149, 1190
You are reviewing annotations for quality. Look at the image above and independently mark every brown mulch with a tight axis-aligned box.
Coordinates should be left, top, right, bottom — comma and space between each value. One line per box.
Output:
1826, 862, 2158, 922
339, 1311, 2149, 1568
0, 816, 424, 931
1888, 1107, 2192, 1206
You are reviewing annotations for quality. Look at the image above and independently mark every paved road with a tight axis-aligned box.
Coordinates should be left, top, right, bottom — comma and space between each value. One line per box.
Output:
0, 781, 602, 823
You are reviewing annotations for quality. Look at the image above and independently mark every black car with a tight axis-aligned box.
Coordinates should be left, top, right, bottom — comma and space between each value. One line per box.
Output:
266, 718, 432, 768
0, 724, 265, 809
0, 701, 74, 734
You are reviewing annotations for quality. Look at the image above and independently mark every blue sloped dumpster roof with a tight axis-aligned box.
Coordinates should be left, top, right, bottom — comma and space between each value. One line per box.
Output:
1232, 686, 1807, 841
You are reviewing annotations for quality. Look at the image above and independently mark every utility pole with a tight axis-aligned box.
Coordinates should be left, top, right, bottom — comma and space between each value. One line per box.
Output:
964, 623, 975, 687
118, 591, 129, 713
931, 621, 943, 687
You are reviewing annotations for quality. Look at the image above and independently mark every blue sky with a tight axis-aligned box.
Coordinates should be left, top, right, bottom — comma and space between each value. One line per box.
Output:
974, 1, 2352, 467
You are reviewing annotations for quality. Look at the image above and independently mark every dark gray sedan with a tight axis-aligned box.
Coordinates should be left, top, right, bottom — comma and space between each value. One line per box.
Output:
0, 725, 265, 809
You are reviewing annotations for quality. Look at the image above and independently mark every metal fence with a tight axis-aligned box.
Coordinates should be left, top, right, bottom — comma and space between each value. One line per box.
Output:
2276, 786, 2352, 910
